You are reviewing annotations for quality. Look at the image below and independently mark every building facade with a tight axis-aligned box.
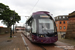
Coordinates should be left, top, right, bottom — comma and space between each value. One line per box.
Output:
65, 11, 75, 39
55, 15, 68, 33
15, 26, 25, 32
0, 26, 10, 34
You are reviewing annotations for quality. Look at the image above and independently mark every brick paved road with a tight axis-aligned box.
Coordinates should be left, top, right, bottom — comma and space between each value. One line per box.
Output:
0, 32, 27, 50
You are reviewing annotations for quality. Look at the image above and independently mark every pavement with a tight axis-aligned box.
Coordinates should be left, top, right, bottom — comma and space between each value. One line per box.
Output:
0, 32, 27, 50
58, 33, 75, 46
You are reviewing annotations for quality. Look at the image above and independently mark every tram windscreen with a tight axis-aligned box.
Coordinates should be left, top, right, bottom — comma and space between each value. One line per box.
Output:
39, 19, 54, 34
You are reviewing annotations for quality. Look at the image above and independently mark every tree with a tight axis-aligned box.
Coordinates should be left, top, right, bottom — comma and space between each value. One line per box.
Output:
0, 3, 9, 19
0, 3, 21, 28
1, 10, 21, 28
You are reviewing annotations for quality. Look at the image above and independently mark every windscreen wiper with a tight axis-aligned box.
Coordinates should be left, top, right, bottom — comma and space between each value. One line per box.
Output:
42, 25, 49, 34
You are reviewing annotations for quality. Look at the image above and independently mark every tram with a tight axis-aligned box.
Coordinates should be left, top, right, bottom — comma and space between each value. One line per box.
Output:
25, 11, 58, 44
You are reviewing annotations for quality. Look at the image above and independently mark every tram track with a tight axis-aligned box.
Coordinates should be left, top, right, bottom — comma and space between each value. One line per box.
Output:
21, 32, 68, 50
22, 32, 47, 50
40, 46, 46, 50
37, 44, 46, 50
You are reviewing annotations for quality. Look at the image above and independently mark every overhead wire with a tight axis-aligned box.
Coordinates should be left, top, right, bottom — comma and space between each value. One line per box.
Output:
30, 0, 39, 15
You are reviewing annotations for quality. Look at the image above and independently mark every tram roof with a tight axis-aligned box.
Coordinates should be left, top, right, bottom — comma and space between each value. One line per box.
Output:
26, 11, 50, 23
32, 11, 49, 15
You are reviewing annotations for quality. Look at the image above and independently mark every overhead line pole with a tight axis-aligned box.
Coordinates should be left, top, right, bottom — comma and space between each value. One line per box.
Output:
13, 11, 15, 34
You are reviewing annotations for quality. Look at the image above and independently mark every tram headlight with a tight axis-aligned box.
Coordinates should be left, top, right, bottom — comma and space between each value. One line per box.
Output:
55, 34, 57, 36
39, 35, 45, 37
41, 35, 43, 37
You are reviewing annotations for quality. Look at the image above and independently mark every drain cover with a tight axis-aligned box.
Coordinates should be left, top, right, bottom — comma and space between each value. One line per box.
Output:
7, 40, 12, 42
13, 36, 17, 37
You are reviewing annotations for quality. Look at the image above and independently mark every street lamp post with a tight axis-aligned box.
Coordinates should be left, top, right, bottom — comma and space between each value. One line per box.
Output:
13, 11, 15, 34
10, 25, 12, 38
10, 17, 13, 38
13, 24, 14, 34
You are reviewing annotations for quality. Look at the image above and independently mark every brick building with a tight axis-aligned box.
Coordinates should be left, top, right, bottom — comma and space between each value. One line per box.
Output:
0, 26, 10, 34
55, 15, 68, 34
15, 26, 25, 32
0, 26, 3, 28
65, 11, 75, 39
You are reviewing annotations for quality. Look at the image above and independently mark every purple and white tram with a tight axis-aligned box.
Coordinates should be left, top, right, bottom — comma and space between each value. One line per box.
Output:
25, 11, 58, 44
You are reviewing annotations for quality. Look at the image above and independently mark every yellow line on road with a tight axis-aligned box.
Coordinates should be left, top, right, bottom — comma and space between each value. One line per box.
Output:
14, 48, 15, 50
17, 48, 19, 50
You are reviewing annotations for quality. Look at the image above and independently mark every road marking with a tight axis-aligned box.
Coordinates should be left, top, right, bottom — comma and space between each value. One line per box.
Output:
17, 48, 19, 50
25, 47, 27, 50
14, 48, 15, 50
21, 34, 30, 50
27, 47, 30, 50
13, 48, 19, 50
21, 34, 27, 46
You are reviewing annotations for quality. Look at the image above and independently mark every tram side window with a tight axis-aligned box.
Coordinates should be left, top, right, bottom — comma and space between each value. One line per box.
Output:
32, 19, 36, 33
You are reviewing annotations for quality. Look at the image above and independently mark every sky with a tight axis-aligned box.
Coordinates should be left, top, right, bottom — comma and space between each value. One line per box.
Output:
0, 0, 75, 27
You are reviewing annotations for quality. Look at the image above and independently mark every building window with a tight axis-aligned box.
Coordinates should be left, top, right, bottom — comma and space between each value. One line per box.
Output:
60, 26, 62, 29
64, 26, 66, 29
63, 21, 65, 24
67, 17, 68, 18
56, 22, 58, 24
56, 27, 57, 29
67, 21, 68, 23
57, 17, 58, 19
60, 21, 61, 24
63, 16, 65, 18
59, 17, 61, 19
